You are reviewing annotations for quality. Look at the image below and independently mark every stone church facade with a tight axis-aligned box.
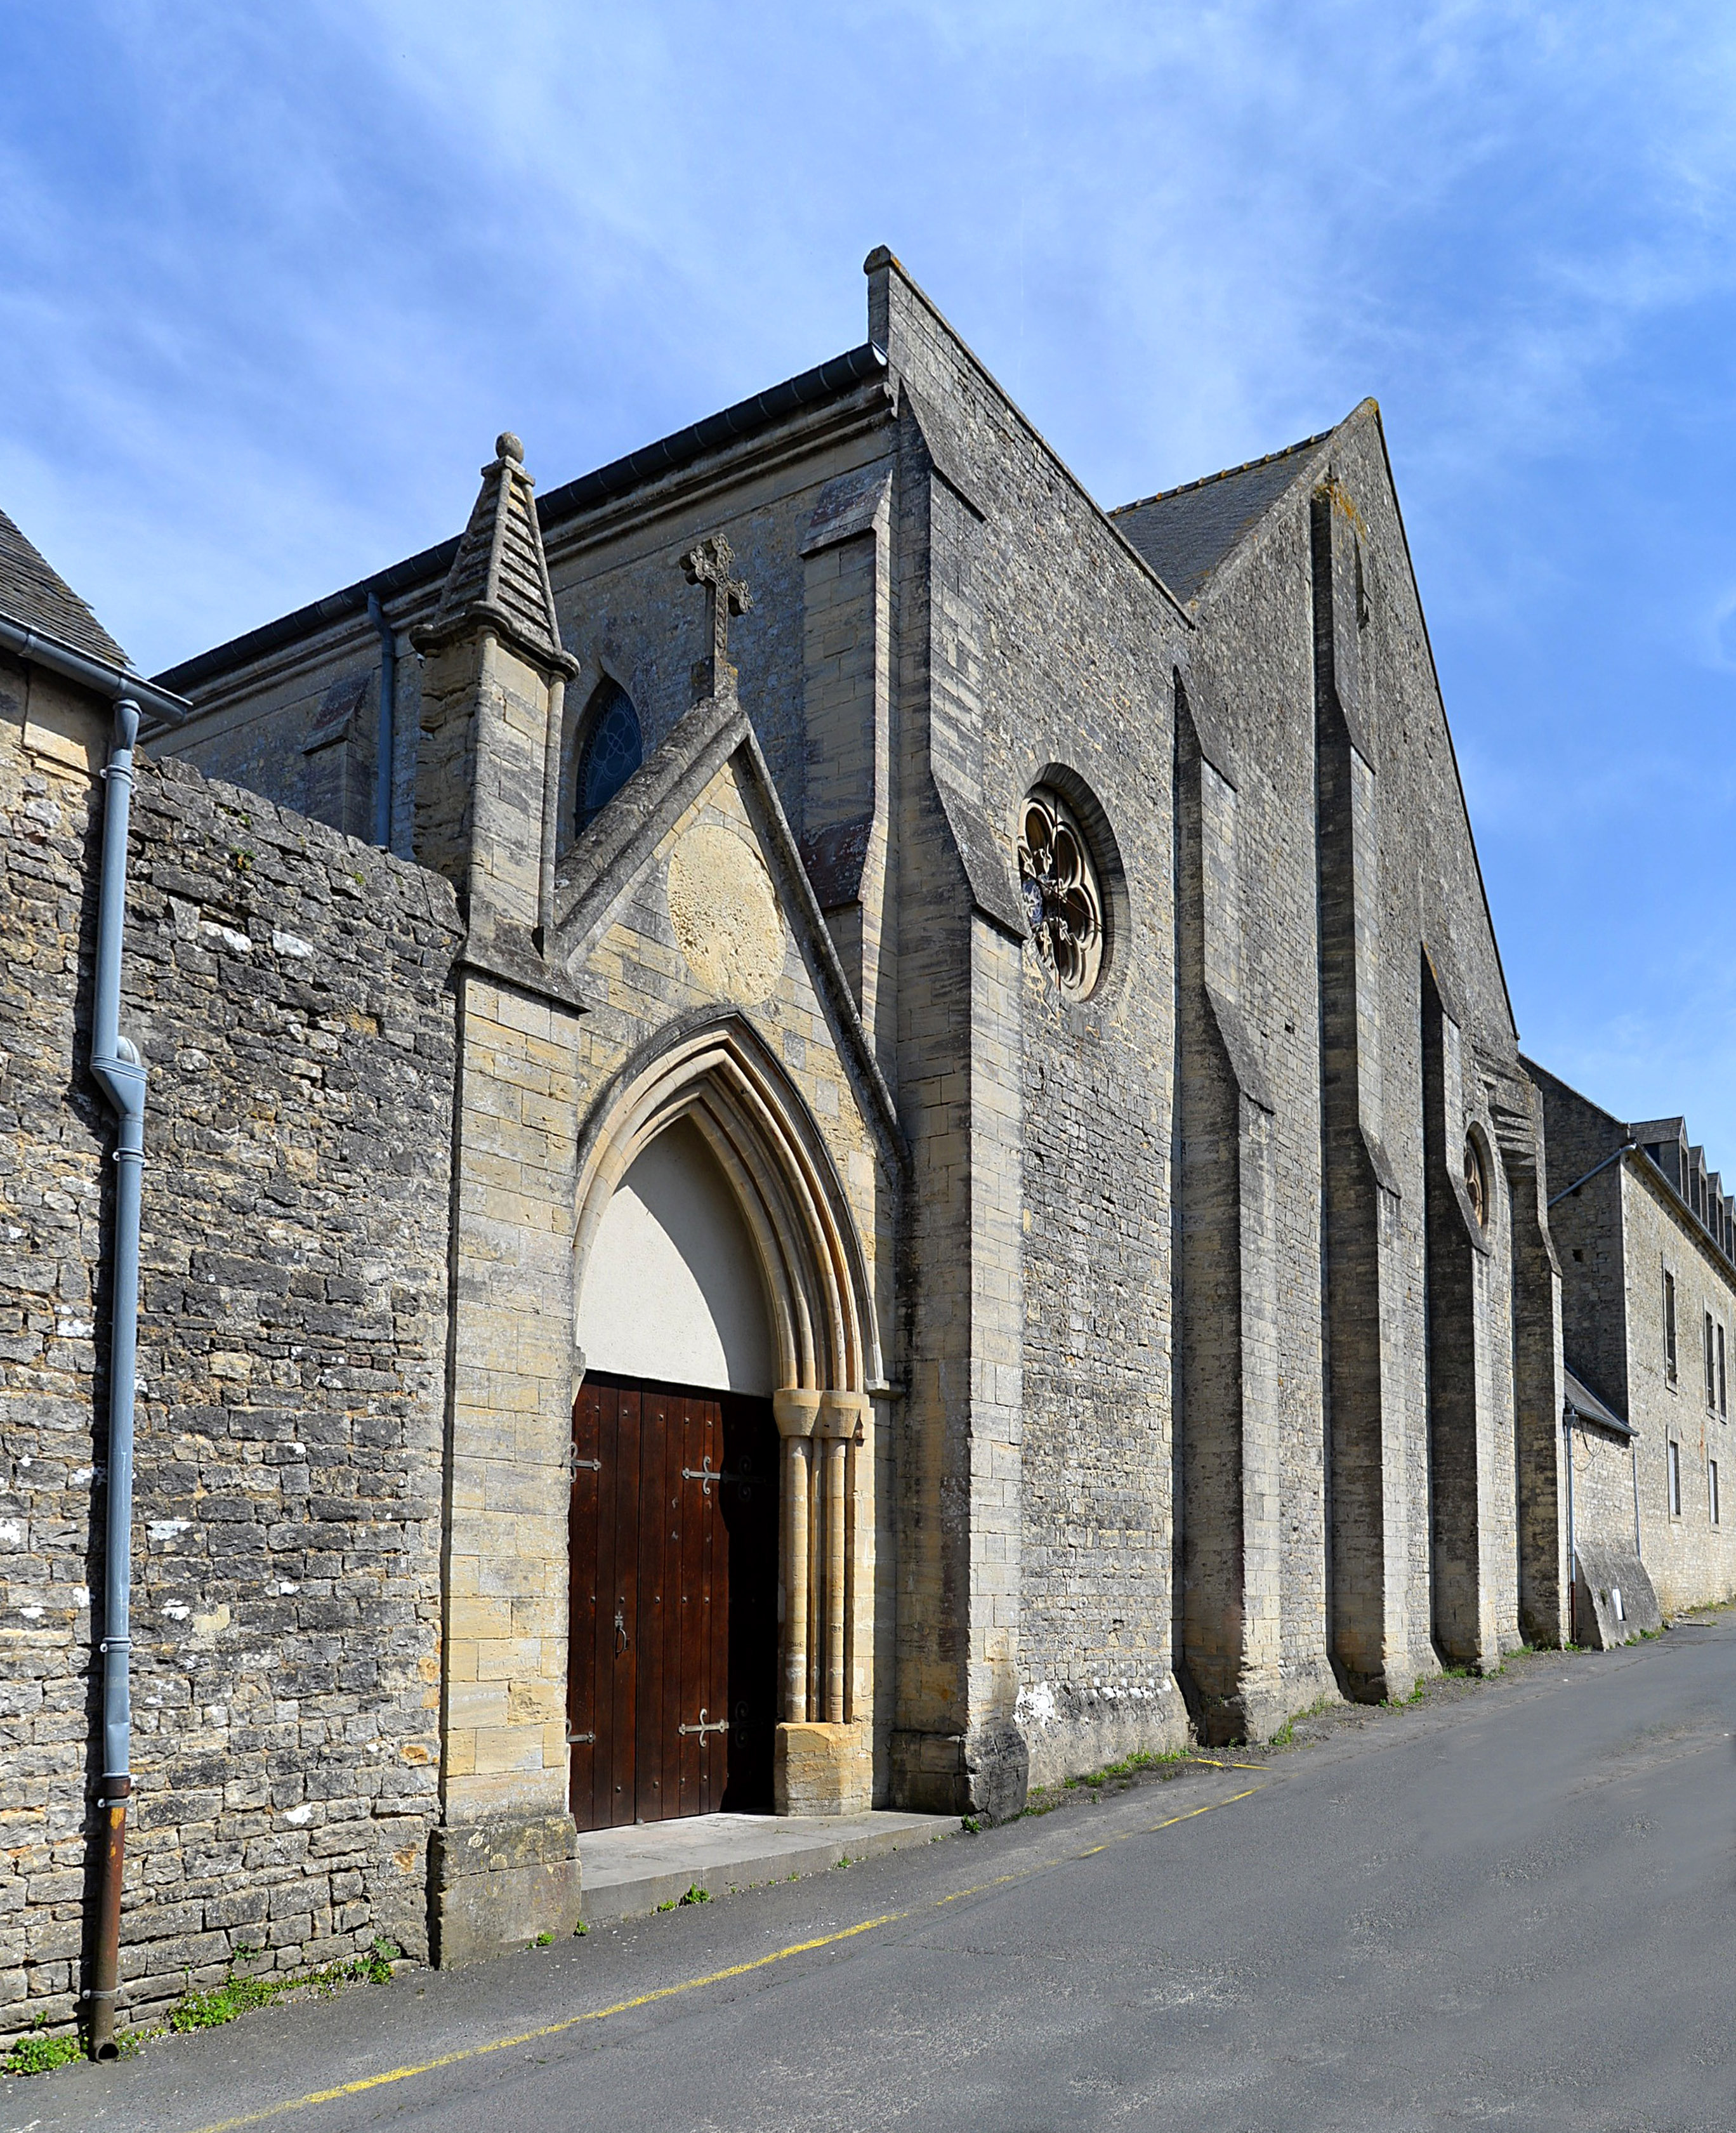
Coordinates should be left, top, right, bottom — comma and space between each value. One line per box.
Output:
4, 250, 1601, 2035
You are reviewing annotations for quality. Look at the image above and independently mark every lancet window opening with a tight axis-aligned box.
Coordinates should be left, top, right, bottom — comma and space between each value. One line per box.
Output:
574, 678, 643, 833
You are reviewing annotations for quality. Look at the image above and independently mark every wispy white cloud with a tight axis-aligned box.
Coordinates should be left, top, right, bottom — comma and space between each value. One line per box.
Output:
3, 0, 1735, 1149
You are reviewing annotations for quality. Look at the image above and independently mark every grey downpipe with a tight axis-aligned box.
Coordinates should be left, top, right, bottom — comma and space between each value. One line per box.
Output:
1563, 1409, 1577, 1648
1, 615, 183, 2054
1631, 1435, 1643, 1559
1547, 1140, 1636, 1209
368, 591, 395, 849
86, 700, 148, 2059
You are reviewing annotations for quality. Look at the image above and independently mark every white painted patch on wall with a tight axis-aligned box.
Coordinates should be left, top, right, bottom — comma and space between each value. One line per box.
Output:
577, 1119, 773, 1395
1015, 1674, 1172, 1732
1016, 1681, 1058, 1728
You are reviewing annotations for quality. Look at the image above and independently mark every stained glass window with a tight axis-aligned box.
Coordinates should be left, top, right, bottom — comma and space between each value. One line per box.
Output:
575, 679, 643, 833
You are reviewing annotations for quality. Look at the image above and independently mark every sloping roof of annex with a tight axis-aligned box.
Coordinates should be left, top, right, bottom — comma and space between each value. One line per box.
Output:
1528, 1055, 1736, 1284
0, 502, 131, 668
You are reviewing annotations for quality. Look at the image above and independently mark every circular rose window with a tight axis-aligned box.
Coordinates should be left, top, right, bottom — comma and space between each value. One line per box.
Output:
1017, 788, 1104, 999
1463, 1134, 1489, 1228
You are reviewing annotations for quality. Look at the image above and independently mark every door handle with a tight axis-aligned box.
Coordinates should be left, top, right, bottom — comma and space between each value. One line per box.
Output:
614, 1604, 628, 1654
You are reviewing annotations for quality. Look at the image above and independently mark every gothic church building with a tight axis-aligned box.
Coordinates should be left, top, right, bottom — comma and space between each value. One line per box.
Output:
2, 251, 1575, 2010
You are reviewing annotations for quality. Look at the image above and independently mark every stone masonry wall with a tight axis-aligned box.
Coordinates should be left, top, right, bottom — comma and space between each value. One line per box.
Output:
1567, 1423, 1641, 1585
1617, 1163, 1736, 1613
872, 258, 1192, 1787
1194, 409, 1533, 1686
1183, 492, 1341, 1710
1532, 1064, 1736, 1612
0, 660, 459, 2042
1529, 1062, 1634, 1415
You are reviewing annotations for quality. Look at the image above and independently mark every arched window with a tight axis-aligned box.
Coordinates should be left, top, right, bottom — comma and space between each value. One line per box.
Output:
574, 678, 643, 833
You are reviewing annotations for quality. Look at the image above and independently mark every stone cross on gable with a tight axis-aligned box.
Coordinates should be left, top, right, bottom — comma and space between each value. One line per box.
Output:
680, 533, 753, 702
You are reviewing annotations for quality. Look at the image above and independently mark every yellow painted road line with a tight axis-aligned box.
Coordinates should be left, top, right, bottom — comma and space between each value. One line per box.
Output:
181, 1783, 1264, 2133
1079, 1788, 1258, 1854
180, 1917, 901, 2133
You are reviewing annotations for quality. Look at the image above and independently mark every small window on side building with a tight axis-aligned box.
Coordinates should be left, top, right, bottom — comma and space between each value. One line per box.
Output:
1711, 1459, 1721, 1527
1720, 1322, 1728, 1419
1668, 1438, 1683, 1518
1706, 1311, 1718, 1410
1664, 1269, 1678, 1384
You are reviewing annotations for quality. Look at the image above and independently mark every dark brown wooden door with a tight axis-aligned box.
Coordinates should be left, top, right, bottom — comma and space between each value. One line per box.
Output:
568, 1374, 777, 1830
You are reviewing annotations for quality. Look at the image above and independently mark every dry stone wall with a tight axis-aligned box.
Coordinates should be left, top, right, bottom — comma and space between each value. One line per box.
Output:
0, 666, 459, 2042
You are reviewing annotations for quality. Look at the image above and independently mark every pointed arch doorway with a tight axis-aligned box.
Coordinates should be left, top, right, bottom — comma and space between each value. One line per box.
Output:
570, 1119, 779, 1828
571, 1021, 883, 1832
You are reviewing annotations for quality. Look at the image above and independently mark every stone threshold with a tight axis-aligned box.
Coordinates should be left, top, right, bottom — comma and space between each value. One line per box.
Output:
577, 1808, 952, 1926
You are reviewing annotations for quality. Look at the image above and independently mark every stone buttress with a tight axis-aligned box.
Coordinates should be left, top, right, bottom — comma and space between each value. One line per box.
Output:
411, 435, 588, 1960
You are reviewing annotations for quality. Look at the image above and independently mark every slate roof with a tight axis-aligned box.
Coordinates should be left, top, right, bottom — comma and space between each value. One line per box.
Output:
0, 504, 130, 668
1563, 1367, 1634, 1440
155, 343, 888, 696
1112, 431, 1332, 603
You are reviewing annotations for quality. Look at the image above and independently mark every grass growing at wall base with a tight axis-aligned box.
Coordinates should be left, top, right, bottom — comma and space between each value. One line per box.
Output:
1266, 1703, 1316, 1749
1020, 1745, 1192, 1818
169, 1939, 400, 2033
3, 2017, 83, 2078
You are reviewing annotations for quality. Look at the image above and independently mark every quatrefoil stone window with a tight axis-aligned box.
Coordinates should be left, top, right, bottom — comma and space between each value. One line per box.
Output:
1018, 787, 1105, 999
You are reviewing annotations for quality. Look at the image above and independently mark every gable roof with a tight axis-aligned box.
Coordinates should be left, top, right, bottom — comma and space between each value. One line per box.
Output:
0, 504, 131, 668
1111, 433, 1332, 603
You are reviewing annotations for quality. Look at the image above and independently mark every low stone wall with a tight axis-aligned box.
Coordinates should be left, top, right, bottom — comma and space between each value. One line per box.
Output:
0, 676, 460, 2042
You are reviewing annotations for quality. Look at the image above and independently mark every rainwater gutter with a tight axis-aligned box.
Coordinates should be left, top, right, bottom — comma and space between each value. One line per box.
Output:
1, 611, 188, 2058
0, 615, 188, 729
367, 591, 395, 849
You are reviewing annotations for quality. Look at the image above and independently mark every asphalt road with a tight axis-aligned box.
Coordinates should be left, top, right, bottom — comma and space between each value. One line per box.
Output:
15, 1609, 1735, 2133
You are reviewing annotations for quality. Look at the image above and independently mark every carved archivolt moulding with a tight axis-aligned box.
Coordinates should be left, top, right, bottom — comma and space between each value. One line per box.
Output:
1018, 787, 1104, 999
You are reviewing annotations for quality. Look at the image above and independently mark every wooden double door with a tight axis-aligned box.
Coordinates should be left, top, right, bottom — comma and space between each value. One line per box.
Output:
568, 1373, 779, 1830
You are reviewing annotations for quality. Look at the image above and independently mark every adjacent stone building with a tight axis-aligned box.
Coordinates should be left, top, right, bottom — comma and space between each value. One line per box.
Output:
1530, 1063, 1736, 1629
5, 248, 1600, 2040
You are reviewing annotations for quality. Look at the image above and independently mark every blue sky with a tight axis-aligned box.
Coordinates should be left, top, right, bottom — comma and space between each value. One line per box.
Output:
3, 3, 1733, 1164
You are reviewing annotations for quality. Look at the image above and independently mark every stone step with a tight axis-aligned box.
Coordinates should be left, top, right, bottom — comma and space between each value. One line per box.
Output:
576, 1808, 952, 1927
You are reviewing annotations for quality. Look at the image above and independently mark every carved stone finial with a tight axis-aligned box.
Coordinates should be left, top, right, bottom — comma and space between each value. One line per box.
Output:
680, 532, 752, 702
496, 431, 523, 465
